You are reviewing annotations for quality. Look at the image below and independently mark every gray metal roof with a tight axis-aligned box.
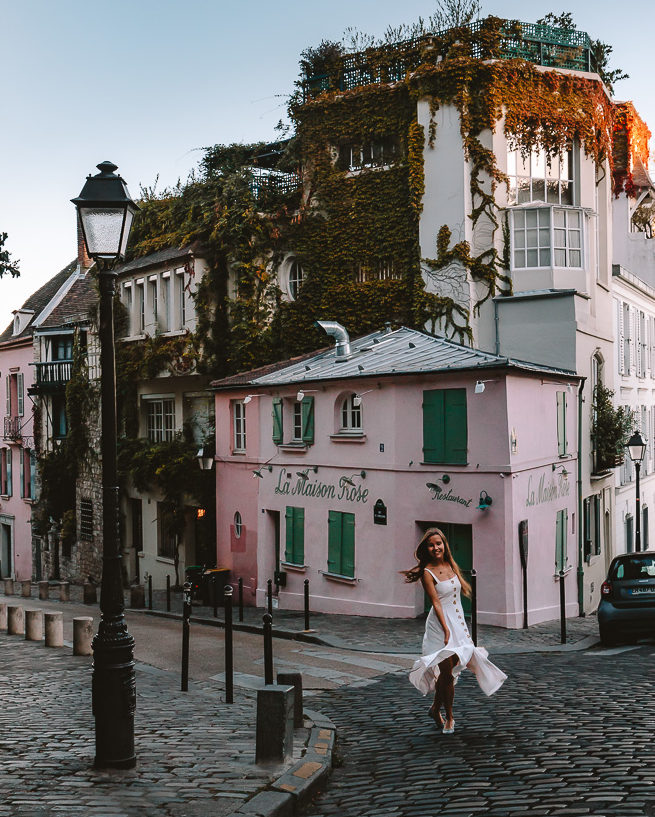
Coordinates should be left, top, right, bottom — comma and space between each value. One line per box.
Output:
229, 326, 576, 389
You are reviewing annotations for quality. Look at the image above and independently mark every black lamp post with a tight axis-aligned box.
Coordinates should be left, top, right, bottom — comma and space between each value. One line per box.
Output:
72, 161, 139, 768
626, 430, 647, 553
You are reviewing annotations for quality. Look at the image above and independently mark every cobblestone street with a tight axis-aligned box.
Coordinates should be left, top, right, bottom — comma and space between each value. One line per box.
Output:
301, 643, 655, 817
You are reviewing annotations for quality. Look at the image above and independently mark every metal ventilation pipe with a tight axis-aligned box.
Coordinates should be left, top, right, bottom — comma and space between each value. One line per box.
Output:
315, 320, 352, 359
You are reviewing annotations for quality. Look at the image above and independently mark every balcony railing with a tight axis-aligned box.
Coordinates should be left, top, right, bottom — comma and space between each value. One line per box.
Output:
302, 19, 596, 101
32, 360, 73, 392
4, 416, 22, 441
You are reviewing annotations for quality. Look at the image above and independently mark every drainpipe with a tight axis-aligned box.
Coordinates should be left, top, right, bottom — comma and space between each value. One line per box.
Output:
577, 376, 587, 614
494, 299, 500, 356
315, 320, 352, 359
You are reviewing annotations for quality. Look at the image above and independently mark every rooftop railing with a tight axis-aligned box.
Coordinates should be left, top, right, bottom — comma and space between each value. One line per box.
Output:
302, 20, 596, 101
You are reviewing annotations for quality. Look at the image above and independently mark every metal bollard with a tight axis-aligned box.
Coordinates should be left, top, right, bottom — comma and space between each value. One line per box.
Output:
213, 575, 218, 618
166, 574, 171, 612
148, 574, 153, 610
267, 579, 273, 616
224, 585, 234, 704
25, 609, 44, 641
559, 569, 567, 644
470, 569, 478, 646
238, 577, 243, 622
263, 613, 274, 685
45, 611, 64, 647
304, 578, 310, 631
181, 581, 191, 692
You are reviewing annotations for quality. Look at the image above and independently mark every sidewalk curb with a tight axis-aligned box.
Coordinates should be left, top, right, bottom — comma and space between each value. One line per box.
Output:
227, 709, 336, 817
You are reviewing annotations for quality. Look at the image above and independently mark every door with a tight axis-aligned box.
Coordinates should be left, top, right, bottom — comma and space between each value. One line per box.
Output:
271, 510, 281, 592
419, 522, 473, 615
131, 498, 142, 583
1, 522, 13, 579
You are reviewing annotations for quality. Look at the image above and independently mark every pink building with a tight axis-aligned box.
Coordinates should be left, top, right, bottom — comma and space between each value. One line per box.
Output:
212, 324, 580, 628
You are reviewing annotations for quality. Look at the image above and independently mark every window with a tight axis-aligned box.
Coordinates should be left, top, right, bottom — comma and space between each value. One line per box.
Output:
272, 396, 314, 446
178, 272, 186, 327
52, 395, 68, 440
422, 389, 467, 464
80, 498, 93, 540
52, 335, 73, 361
507, 145, 574, 205
288, 261, 304, 300
338, 137, 398, 171
583, 495, 601, 560
233, 511, 243, 538
157, 502, 176, 559
555, 508, 568, 571
638, 311, 647, 378
233, 401, 246, 451
19, 448, 35, 500
150, 280, 158, 325
284, 506, 304, 565
557, 391, 567, 456
327, 510, 355, 578
354, 259, 400, 282
512, 208, 583, 269
147, 399, 175, 443
137, 283, 145, 333
5, 372, 24, 418
123, 284, 133, 331
340, 393, 362, 432
1, 448, 12, 496
162, 276, 170, 331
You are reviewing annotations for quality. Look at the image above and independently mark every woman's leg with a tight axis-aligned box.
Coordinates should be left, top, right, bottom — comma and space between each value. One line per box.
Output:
439, 656, 456, 727
429, 683, 444, 726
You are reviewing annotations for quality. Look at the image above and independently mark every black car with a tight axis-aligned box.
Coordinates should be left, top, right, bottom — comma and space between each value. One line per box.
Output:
598, 551, 655, 646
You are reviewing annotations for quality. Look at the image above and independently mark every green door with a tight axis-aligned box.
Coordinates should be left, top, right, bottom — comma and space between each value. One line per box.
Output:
421, 522, 473, 616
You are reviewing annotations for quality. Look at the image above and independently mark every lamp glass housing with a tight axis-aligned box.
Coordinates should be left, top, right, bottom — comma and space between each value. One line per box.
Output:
626, 432, 646, 463
78, 205, 137, 259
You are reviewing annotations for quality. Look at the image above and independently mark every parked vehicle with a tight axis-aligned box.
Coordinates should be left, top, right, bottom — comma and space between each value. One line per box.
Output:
598, 552, 655, 646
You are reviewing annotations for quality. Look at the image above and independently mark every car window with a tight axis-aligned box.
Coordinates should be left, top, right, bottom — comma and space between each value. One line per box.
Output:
611, 556, 655, 580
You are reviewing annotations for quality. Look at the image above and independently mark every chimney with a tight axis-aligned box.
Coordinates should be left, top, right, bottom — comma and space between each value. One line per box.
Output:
76, 214, 92, 272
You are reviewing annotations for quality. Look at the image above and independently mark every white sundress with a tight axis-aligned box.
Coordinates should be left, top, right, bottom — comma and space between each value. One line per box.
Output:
409, 568, 507, 697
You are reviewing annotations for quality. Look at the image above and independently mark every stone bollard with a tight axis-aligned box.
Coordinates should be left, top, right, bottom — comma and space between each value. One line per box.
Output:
7, 605, 24, 636
3, 578, 14, 595
0, 601, 6, 631
255, 684, 295, 764
130, 584, 145, 609
59, 583, 70, 603
21, 580, 32, 598
45, 612, 64, 647
73, 616, 93, 655
25, 609, 44, 641
38, 581, 49, 601
83, 583, 97, 605
277, 672, 304, 728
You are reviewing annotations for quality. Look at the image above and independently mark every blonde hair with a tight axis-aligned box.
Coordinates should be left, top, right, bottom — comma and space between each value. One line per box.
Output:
400, 527, 472, 598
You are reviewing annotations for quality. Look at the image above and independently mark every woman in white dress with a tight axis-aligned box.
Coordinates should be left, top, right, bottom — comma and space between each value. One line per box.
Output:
403, 528, 507, 734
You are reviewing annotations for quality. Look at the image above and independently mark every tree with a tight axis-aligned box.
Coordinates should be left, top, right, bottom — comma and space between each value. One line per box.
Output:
429, 0, 481, 31
591, 383, 634, 473
536, 12, 628, 94
0, 232, 20, 278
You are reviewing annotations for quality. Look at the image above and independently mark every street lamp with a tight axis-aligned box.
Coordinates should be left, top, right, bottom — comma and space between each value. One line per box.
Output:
625, 430, 647, 552
72, 161, 139, 769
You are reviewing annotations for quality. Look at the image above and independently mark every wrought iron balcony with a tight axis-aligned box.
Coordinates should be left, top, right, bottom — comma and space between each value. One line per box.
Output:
302, 19, 596, 101
31, 360, 73, 392
4, 416, 22, 441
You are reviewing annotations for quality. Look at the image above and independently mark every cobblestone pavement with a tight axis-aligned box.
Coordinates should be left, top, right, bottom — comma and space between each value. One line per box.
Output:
0, 633, 305, 817
299, 642, 655, 817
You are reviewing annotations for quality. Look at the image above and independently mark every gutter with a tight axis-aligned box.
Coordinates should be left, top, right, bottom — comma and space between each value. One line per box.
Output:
577, 376, 587, 613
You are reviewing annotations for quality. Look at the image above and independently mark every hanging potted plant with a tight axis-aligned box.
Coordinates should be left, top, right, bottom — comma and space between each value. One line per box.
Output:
591, 383, 634, 473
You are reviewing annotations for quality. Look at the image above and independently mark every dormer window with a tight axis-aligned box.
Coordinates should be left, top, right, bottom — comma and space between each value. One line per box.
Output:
337, 136, 398, 172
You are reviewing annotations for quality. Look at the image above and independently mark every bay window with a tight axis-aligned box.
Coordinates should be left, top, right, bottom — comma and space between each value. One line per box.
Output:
507, 145, 574, 206
512, 207, 583, 269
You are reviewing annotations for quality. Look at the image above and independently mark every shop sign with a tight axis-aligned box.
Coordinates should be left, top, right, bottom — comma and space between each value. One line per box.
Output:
426, 482, 473, 507
274, 468, 369, 504
525, 472, 570, 507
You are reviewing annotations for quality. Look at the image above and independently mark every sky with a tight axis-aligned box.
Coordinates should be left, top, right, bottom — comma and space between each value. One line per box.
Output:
1, 0, 653, 331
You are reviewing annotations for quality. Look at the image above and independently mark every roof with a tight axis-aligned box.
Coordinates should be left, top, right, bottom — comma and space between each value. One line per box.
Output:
632, 155, 655, 192
211, 326, 578, 391
0, 260, 77, 344
115, 245, 202, 276
38, 274, 97, 329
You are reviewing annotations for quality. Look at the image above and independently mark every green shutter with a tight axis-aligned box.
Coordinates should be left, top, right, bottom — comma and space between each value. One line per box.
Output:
30, 450, 36, 500
301, 396, 314, 444
284, 506, 294, 562
17, 373, 24, 417
557, 391, 567, 455
272, 398, 283, 444
422, 389, 445, 463
444, 389, 467, 464
6, 448, 12, 497
19, 449, 24, 499
327, 510, 341, 574
293, 507, 304, 564
555, 508, 568, 571
341, 512, 355, 578
593, 496, 601, 556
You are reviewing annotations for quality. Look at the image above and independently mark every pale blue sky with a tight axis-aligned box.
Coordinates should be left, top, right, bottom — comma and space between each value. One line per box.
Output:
1, 0, 652, 330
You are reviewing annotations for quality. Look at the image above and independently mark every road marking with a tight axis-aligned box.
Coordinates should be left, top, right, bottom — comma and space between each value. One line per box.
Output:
298, 649, 411, 673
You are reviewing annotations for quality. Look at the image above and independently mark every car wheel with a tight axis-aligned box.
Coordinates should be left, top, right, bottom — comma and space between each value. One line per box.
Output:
599, 627, 618, 647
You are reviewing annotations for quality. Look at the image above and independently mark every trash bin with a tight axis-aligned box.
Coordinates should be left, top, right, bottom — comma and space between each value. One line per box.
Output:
202, 567, 231, 606
185, 565, 205, 601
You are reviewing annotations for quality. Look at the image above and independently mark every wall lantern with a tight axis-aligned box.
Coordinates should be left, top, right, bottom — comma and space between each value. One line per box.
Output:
477, 490, 493, 510
296, 465, 319, 481
197, 442, 215, 471
253, 465, 273, 478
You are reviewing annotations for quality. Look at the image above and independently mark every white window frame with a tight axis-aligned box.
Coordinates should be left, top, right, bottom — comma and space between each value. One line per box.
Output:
511, 206, 584, 270
292, 401, 303, 441
146, 398, 175, 443
288, 261, 304, 301
233, 401, 246, 452
340, 393, 362, 432
136, 281, 145, 333
507, 144, 575, 206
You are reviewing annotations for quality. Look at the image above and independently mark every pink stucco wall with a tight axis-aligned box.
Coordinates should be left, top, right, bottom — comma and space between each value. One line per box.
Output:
0, 338, 35, 581
213, 368, 578, 627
